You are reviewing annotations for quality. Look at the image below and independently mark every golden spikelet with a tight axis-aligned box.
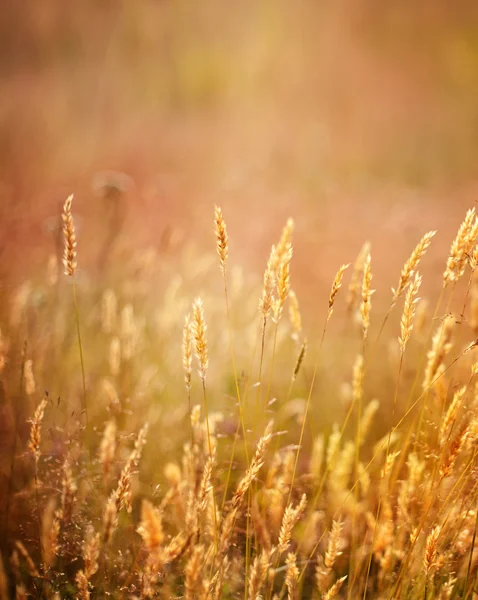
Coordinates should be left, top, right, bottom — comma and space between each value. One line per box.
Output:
28, 395, 48, 464
214, 206, 228, 269
42, 498, 60, 569
285, 552, 299, 600
260, 245, 278, 319
59, 459, 77, 523
292, 339, 307, 381
137, 500, 164, 553
288, 289, 302, 341
392, 231, 435, 302
277, 494, 307, 555
423, 525, 441, 574
323, 575, 347, 600
99, 420, 116, 478
439, 385, 465, 447
62, 194, 77, 276
347, 241, 370, 313
398, 271, 422, 353
248, 549, 270, 600
273, 243, 293, 323
185, 544, 204, 600
24, 359, 35, 397
192, 298, 208, 380
324, 520, 343, 570
423, 315, 454, 391
15, 541, 40, 578
101, 289, 117, 334
360, 252, 373, 339
276, 218, 294, 269
444, 208, 478, 286
328, 263, 350, 321
76, 530, 100, 600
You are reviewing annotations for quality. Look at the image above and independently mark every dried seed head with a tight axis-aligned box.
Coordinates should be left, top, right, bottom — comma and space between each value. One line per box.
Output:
260, 245, 277, 319
347, 241, 370, 313
392, 231, 435, 302
214, 206, 228, 269
444, 208, 478, 285
99, 420, 116, 478
360, 253, 374, 339
137, 500, 164, 552
424, 526, 441, 574
399, 271, 422, 353
423, 315, 454, 391
328, 264, 350, 321
62, 194, 77, 276
285, 552, 299, 600
192, 298, 208, 380
273, 243, 293, 323
101, 289, 117, 334
288, 289, 302, 341
24, 359, 36, 397
28, 395, 48, 463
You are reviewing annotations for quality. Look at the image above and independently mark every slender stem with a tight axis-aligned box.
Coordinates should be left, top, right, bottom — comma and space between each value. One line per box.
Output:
201, 378, 218, 548
72, 278, 90, 462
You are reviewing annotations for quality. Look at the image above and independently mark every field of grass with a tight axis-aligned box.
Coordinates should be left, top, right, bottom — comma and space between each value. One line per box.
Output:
1, 196, 478, 599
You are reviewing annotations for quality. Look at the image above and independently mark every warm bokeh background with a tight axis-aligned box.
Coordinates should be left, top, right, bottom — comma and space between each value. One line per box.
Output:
1, 0, 478, 312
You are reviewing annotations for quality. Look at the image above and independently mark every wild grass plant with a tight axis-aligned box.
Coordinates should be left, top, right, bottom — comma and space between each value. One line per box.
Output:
1, 198, 478, 599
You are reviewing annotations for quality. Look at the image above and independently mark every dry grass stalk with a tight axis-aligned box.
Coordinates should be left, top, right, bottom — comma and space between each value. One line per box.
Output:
422, 315, 454, 391
444, 208, 478, 285
360, 252, 373, 339
99, 420, 116, 478
15, 542, 39, 578
41, 498, 60, 569
275, 218, 294, 269
260, 245, 278, 319
423, 525, 441, 574
359, 399, 379, 446
292, 340, 307, 381
101, 289, 117, 334
59, 459, 77, 523
192, 298, 208, 380
137, 500, 164, 554
28, 395, 48, 464
273, 243, 293, 323
322, 575, 347, 599
399, 271, 422, 353
109, 336, 121, 375
62, 194, 77, 276
76, 530, 100, 600
277, 494, 307, 555
439, 386, 465, 447
185, 544, 204, 600
392, 231, 435, 303
347, 241, 370, 313
23, 359, 35, 397
328, 263, 350, 321
183, 313, 193, 392
288, 289, 302, 341
214, 206, 228, 269
440, 423, 469, 477
248, 549, 270, 600
285, 552, 299, 600
316, 520, 343, 593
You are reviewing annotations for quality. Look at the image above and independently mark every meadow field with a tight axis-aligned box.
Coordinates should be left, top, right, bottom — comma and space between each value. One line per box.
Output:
2, 2, 478, 599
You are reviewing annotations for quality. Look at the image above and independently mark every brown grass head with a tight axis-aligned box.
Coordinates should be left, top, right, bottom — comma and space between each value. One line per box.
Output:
62, 194, 77, 277
214, 205, 228, 270
192, 298, 208, 380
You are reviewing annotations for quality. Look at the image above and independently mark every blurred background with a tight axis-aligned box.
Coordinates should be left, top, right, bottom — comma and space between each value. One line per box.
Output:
1, 0, 478, 312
